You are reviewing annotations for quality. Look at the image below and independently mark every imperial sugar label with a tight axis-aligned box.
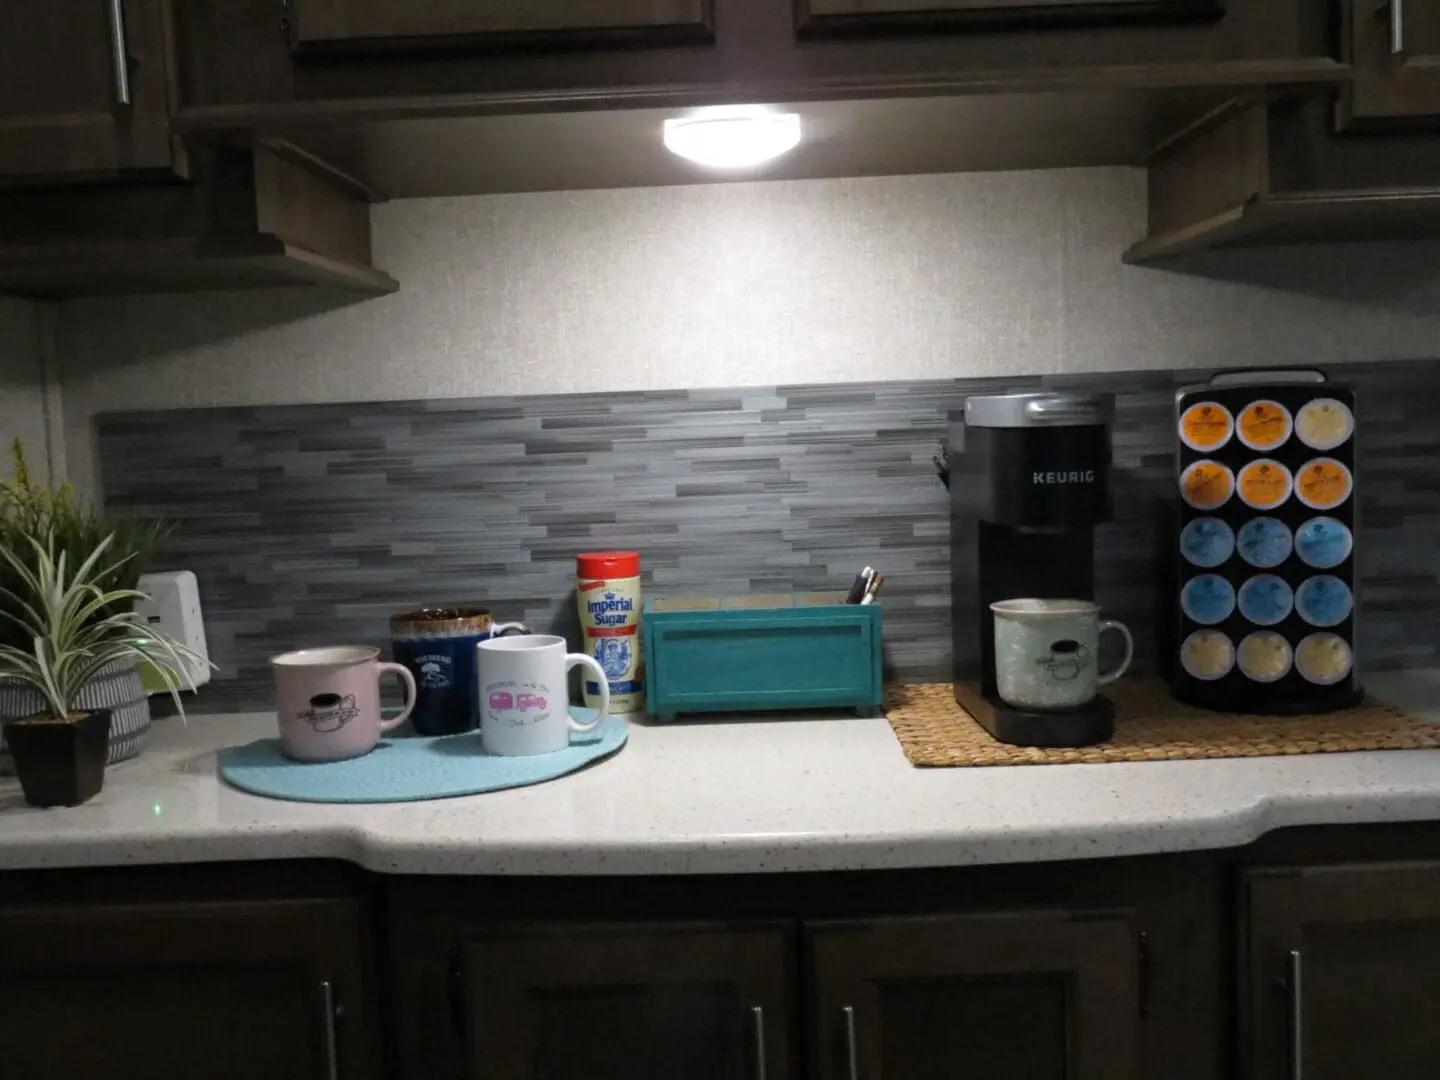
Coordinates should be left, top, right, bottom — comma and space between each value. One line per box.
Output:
577, 576, 643, 713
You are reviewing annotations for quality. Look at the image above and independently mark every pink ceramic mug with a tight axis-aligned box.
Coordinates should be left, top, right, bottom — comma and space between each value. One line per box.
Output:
271, 646, 416, 761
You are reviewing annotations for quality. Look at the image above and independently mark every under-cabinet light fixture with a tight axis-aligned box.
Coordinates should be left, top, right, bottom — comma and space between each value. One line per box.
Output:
663, 106, 802, 169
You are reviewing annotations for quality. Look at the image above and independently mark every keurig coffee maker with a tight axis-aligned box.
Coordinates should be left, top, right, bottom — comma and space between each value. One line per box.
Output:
951, 392, 1117, 747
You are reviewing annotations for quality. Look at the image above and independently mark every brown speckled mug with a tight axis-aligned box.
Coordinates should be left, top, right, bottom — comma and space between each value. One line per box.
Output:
390, 607, 529, 736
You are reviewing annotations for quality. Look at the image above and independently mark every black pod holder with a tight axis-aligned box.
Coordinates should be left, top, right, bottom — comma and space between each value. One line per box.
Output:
1171, 376, 1362, 714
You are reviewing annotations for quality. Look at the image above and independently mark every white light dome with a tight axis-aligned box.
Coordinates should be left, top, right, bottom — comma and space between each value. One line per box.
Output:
663, 107, 802, 169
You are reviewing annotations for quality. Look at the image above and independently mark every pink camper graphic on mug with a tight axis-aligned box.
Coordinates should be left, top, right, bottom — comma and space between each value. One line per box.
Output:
488, 690, 515, 710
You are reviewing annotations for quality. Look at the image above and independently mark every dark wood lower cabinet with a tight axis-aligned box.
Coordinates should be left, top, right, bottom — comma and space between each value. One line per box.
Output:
13, 827, 1440, 1080
1242, 861, 1440, 1080
808, 911, 1141, 1080
0, 897, 379, 1080
458, 923, 795, 1080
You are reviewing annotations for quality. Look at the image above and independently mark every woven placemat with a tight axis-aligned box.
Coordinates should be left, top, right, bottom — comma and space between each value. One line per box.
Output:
886, 678, 1440, 767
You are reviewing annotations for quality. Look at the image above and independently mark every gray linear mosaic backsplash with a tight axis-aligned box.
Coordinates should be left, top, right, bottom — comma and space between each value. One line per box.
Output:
98, 362, 1440, 713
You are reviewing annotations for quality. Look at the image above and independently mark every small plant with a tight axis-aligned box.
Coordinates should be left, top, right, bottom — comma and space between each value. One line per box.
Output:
0, 439, 169, 654
0, 531, 205, 721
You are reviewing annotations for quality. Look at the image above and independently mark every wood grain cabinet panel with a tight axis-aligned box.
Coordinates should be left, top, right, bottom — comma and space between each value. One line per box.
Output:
1339, 0, 1440, 125
0, 898, 379, 1080
457, 922, 795, 1080
0, 0, 180, 183
1242, 862, 1440, 1080
292, 0, 714, 51
807, 911, 1141, 1080
797, 0, 1222, 36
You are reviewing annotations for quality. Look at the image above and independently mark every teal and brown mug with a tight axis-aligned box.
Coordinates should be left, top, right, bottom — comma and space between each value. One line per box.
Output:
390, 608, 529, 736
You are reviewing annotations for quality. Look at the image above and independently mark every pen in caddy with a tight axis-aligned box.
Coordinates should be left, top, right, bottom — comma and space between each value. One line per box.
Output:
845, 567, 874, 605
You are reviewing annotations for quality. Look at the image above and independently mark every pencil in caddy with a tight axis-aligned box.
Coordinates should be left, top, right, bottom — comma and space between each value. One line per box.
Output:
642, 593, 885, 721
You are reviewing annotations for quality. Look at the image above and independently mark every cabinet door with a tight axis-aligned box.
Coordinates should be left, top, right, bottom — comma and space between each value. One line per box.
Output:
797, 0, 1221, 36
0, 0, 178, 183
1340, 0, 1440, 125
1242, 862, 1440, 1080
459, 922, 794, 1080
808, 911, 1139, 1080
0, 898, 378, 1080
292, 0, 713, 51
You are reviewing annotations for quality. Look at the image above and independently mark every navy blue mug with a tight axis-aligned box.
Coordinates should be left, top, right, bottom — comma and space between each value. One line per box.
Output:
390, 608, 529, 736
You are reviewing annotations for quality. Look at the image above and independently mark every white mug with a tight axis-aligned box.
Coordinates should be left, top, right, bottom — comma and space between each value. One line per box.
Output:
476, 634, 611, 756
990, 598, 1134, 712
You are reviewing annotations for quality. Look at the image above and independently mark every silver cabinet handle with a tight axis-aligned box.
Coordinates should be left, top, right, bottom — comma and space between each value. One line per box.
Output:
1287, 950, 1304, 1080
751, 1005, 767, 1080
1392, 0, 1406, 55
107, 0, 132, 104
842, 1005, 859, 1080
320, 980, 340, 1080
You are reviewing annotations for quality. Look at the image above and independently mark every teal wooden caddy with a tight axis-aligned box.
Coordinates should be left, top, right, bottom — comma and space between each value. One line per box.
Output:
642, 593, 885, 721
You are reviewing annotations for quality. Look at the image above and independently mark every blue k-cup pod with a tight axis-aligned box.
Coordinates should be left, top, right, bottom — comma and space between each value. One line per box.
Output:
1295, 517, 1353, 570
1180, 517, 1235, 569
1182, 574, 1237, 626
1238, 575, 1294, 627
1296, 576, 1353, 628
1236, 517, 1293, 569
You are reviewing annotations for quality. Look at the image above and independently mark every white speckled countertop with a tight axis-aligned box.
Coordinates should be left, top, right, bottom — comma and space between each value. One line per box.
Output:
3, 671, 1440, 876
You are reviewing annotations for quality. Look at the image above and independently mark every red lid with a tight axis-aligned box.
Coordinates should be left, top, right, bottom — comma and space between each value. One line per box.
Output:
577, 551, 640, 579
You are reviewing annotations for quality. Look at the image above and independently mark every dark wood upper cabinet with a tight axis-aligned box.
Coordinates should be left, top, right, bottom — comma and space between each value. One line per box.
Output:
1338, 0, 1440, 126
1242, 861, 1440, 1080
291, 0, 714, 52
454, 922, 795, 1080
796, 0, 1222, 37
0, 897, 380, 1080
0, 142, 397, 298
807, 911, 1141, 1080
0, 0, 183, 185
170, 0, 1338, 135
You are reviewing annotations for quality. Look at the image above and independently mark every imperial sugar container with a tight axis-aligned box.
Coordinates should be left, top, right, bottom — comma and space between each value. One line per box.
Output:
576, 551, 643, 714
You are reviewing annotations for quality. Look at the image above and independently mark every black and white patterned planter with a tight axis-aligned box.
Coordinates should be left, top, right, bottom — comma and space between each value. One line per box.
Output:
0, 660, 152, 766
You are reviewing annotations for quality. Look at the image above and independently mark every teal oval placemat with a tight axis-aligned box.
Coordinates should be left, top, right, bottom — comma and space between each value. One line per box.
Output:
218, 709, 627, 803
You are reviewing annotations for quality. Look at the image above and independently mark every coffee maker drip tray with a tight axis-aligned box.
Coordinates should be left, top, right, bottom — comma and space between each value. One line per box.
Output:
954, 682, 1115, 748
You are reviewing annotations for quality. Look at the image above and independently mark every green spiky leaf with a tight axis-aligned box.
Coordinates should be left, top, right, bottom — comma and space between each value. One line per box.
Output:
0, 530, 214, 720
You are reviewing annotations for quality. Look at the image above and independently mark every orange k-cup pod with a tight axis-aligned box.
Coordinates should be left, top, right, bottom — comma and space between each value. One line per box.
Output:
1181, 459, 1235, 510
1296, 458, 1353, 510
1237, 400, 1292, 451
1237, 458, 1293, 510
1179, 401, 1234, 452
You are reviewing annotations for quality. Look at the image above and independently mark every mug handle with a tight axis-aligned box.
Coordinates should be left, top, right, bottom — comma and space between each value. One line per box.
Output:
1096, 620, 1135, 686
491, 622, 530, 637
377, 662, 417, 731
565, 653, 610, 733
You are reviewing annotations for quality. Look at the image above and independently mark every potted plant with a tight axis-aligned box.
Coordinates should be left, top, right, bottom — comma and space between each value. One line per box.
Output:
0, 531, 205, 807
0, 440, 171, 765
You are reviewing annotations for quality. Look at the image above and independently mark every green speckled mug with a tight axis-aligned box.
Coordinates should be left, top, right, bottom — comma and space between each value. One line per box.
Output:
991, 599, 1133, 711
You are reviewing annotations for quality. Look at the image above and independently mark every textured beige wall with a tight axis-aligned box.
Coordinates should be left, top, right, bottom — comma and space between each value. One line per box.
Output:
0, 298, 49, 487
58, 165, 1440, 496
